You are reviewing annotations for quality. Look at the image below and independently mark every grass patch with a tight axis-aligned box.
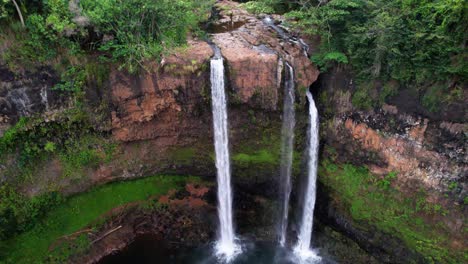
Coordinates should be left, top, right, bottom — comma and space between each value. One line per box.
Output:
0, 109, 116, 184
233, 149, 276, 165
319, 160, 465, 263
169, 147, 198, 165
231, 125, 282, 172
230, 121, 305, 179
2, 175, 197, 263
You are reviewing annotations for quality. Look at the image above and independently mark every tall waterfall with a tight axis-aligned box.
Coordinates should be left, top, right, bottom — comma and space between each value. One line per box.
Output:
278, 63, 296, 246
293, 91, 321, 261
210, 48, 241, 261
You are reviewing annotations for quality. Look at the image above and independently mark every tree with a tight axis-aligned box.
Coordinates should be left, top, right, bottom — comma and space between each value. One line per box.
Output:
11, 0, 24, 27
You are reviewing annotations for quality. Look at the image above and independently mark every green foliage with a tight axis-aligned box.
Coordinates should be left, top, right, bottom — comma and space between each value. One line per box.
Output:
233, 149, 276, 165
0, 184, 62, 241
0, 0, 12, 21
311, 51, 348, 71
0, 107, 115, 183
2, 0, 213, 73
242, 1, 276, 14
47, 234, 90, 263
58, 135, 112, 179
351, 84, 375, 110
79, 0, 213, 73
44, 141, 56, 152
378, 171, 398, 190
422, 84, 464, 112
1, 0, 81, 67
284, 0, 467, 110
53, 66, 86, 94
447, 182, 458, 191
379, 81, 398, 104
242, 0, 299, 14
320, 160, 465, 263
0, 109, 92, 165
44, 0, 77, 34
3, 175, 194, 263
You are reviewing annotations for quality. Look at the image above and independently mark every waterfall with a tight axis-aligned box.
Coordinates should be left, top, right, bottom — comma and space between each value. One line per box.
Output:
278, 63, 296, 246
293, 91, 321, 261
8, 88, 32, 116
263, 16, 309, 57
40, 86, 49, 111
210, 47, 241, 261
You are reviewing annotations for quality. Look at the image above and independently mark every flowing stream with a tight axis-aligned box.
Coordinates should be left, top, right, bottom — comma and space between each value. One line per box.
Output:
210, 47, 241, 261
263, 16, 309, 56
293, 91, 321, 262
278, 62, 296, 246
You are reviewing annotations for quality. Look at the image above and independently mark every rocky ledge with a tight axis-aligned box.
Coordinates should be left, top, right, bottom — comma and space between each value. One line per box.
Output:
110, 0, 318, 142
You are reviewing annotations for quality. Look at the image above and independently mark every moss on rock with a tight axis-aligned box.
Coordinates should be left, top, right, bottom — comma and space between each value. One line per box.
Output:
318, 159, 466, 263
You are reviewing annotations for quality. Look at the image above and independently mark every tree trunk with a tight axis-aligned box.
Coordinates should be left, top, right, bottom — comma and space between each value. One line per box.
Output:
11, 0, 25, 27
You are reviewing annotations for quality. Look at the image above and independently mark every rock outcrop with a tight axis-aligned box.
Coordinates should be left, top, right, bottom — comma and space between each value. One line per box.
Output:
318, 68, 467, 204
210, 0, 317, 109
110, 41, 214, 142
110, 0, 318, 142
315, 67, 467, 263
0, 65, 61, 135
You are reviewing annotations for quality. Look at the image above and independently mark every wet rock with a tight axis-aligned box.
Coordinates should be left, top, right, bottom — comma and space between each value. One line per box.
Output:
109, 1, 319, 142
317, 67, 467, 203
110, 40, 213, 142
0, 65, 61, 126
211, 0, 318, 109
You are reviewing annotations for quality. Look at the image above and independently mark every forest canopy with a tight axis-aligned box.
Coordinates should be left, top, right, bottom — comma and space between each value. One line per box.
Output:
1, 0, 466, 109
0, 0, 214, 72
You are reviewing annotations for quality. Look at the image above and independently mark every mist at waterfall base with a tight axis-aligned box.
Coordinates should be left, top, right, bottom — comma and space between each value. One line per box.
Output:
99, 235, 336, 264
100, 80, 333, 263
102, 42, 324, 263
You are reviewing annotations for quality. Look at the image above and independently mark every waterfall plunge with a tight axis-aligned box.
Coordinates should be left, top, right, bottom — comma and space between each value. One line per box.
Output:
278, 63, 296, 246
210, 49, 241, 261
293, 91, 321, 262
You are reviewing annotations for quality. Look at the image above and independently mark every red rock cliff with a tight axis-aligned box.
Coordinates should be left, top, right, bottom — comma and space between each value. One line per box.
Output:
109, 0, 319, 142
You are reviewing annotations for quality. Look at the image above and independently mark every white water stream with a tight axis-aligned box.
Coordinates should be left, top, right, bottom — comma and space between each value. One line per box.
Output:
278, 63, 296, 246
293, 91, 321, 262
211, 48, 241, 262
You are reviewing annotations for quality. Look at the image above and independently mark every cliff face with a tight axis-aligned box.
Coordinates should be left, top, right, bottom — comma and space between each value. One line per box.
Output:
0, 65, 61, 135
97, 0, 319, 187
317, 68, 466, 205
315, 68, 467, 263
110, 41, 213, 142
1, 1, 466, 263
110, 0, 317, 142
0, 0, 318, 195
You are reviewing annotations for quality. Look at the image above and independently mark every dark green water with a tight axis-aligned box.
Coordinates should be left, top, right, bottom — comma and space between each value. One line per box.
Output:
99, 235, 336, 264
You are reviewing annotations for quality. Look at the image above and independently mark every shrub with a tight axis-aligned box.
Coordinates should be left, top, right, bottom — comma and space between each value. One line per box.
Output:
311, 51, 348, 71
0, 184, 62, 240
284, 0, 467, 110
352, 84, 375, 110
2, 0, 213, 73
80, 0, 214, 72
242, 0, 298, 14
